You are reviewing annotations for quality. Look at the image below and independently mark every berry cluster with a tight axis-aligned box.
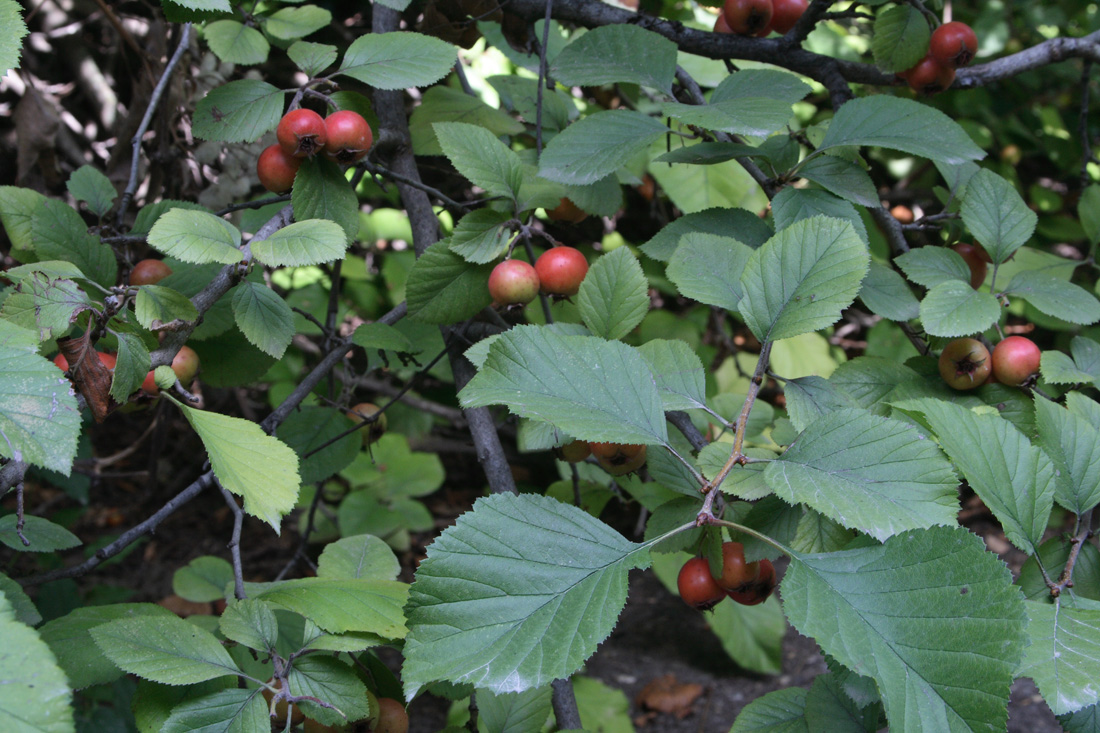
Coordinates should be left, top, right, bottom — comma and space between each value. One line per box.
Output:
939, 335, 1041, 390
678, 542, 778, 611
257, 109, 374, 194
556, 440, 648, 476
714, 0, 807, 36
488, 246, 589, 307
901, 21, 979, 94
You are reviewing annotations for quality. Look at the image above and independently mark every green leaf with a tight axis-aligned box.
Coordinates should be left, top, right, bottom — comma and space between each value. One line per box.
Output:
871, 4, 931, 73
0, 186, 45, 256
478, 686, 553, 733
291, 156, 359, 244
772, 188, 868, 245
1042, 350, 1096, 385
262, 5, 331, 41
90, 613, 240, 685
168, 0, 229, 12
0, 515, 80, 552
449, 209, 513, 264
782, 526, 1027, 732
288, 655, 372, 727
1034, 398, 1100, 515
252, 219, 347, 267
218, 599, 279, 652
147, 209, 241, 264
0, 573, 39, 626
0, 0, 29, 77
1019, 600, 1100, 715
178, 404, 300, 532
892, 398, 1055, 555
275, 406, 360, 485
252, 578, 407, 637
403, 493, 649, 697
173, 556, 233, 603
859, 262, 920, 322
405, 239, 494, 324
918, 280, 1001, 337
29, 198, 117, 289
38, 604, 175, 690
1060, 704, 1100, 733
1, 275, 91, 340
739, 216, 869, 343
782, 376, 861, 433
550, 24, 676, 93
66, 166, 117, 218
663, 98, 798, 139
287, 41, 337, 76
576, 247, 648, 340
0, 590, 74, 733
653, 141, 760, 166
1003, 270, 1100, 325
135, 285, 200, 329
636, 339, 708, 412
709, 595, 786, 675
1080, 185, 1100, 246
317, 534, 401, 581
340, 433, 444, 498
160, 688, 267, 733
796, 156, 879, 208
203, 20, 269, 65
338, 32, 457, 90
538, 111, 667, 186
351, 322, 417, 354
0, 320, 81, 473
764, 408, 958, 541
193, 80, 283, 143
645, 209, 771, 266
666, 233, 753, 311
712, 68, 813, 107
731, 687, 809, 732
458, 325, 669, 445
112, 332, 151, 403
895, 247, 971, 288
818, 96, 985, 164
434, 122, 523, 202
231, 281, 294, 359
960, 169, 1037, 264
409, 86, 524, 156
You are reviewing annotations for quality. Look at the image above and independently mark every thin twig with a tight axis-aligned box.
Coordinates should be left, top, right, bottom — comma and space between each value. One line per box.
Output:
216, 479, 248, 600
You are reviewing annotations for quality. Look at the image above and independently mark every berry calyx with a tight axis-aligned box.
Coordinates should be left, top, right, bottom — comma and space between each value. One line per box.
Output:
324, 110, 373, 165
488, 259, 540, 307
716, 541, 761, 593
677, 557, 727, 611
952, 242, 991, 289
769, 0, 807, 35
535, 246, 588, 298
277, 108, 327, 158
722, 0, 773, 36
938, 338, 991, 390
991, 336, 1041, 386
555, 439, 591, 463
930, 21, 978, 68
902, 54, 955, 95
347, 402, 388, 445
257, 144, 302, 194
129, 259, 172, 286
727, 558, 777, 605
590, 443, 646, 475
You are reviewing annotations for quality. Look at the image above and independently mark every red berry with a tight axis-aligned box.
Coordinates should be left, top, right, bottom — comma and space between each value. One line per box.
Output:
930, 21, 978, 68
903, 54, 955, 95
488, 259, 540, 307
546, 198, 587, 223
535, 246, 588, 297
722, 0, 773, 36
991, 336, 1041, 386
324, 110, 373, 165
54, 351, 116, 373
276, 108, 327, 158
555, 439, 591, 463
678, 557, 727, 611
129, 259, 173, 286
257, 144, 302, 194
938, 338, 991, 390
952, 243, 991, 289
715, 542, 761, 593
590, 443, 646, 475
728, 559, 776, 605
769, 0, 807, 34
375, 698, 409, 733
714, 13, 732, 33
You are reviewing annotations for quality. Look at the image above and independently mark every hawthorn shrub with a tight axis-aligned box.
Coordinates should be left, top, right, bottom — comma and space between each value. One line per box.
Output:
1, 0, 1100, 732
